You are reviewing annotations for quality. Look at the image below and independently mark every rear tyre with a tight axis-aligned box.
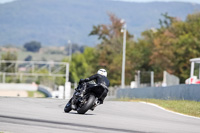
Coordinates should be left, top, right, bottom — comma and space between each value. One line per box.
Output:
77, 94, 95, 114
64, 99, 72, 113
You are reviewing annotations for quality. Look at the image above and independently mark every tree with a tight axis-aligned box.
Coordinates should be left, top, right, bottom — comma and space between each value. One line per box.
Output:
24, 55, 32, 61
83, 47, 97, 74
144, 12, 200, 82
159, 13, 178, 29
69, 53, 90, 82
24, 41, 42, 52
65, 43, 85, 55
89, 13, 134, 85
89, 13, 133, 42
0, 52, 17, 73
63, 12, 200, 85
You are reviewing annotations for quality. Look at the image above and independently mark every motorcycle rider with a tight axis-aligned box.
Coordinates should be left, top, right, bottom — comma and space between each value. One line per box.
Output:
72, 69, 110, 110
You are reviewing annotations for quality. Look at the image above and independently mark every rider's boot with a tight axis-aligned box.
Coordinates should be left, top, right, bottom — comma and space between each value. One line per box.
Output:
71, 99, 77, 110
71, 104, 77, 110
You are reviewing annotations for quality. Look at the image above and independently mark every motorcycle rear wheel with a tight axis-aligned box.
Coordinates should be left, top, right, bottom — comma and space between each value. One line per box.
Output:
77, 94, 95, 114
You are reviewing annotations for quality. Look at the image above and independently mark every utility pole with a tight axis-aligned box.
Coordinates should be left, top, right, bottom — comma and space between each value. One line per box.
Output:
65, 40, 72, 99
121, 20, 127, 88
68, 40, 72, 62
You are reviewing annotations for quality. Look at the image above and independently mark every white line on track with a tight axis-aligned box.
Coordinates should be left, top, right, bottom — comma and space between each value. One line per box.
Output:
140, 102, 200, 120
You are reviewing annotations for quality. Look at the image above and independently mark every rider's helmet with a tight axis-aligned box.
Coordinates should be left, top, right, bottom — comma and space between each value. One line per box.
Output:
97, 69, 107, 77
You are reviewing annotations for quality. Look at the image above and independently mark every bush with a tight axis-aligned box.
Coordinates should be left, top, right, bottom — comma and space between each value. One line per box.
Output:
24, 41, 42, 52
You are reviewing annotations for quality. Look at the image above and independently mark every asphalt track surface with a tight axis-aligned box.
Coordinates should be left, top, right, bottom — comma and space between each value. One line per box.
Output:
0, 97, 200, 133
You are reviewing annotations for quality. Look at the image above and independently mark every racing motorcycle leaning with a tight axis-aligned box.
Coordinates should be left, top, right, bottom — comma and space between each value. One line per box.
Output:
64, 81, 108, 114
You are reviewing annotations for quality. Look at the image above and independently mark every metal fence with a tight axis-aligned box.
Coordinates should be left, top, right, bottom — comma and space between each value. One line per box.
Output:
131, 71, 154, 88
131, 70, 180, 88
117, 84, 200, 101
162, 71, 180, 86
0, 60, 69, 89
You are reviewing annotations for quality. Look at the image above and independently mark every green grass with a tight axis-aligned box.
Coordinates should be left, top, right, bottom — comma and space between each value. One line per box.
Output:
17, 51, 66, 61
119, 98, 200, 117
1, 50, 66, 61
27, 91, 46, 98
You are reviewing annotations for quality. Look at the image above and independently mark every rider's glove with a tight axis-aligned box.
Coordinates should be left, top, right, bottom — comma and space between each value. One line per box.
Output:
79, 79, 85, 84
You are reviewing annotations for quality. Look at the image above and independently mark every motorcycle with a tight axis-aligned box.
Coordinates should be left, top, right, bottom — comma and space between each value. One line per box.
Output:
64, 81, 108, 114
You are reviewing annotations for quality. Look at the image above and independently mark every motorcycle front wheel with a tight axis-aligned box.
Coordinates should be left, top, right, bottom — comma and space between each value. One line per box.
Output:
77, 94, 95, 114
64, 98, 72, 113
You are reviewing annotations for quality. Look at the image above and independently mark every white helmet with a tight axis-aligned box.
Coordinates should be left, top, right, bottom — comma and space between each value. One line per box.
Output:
97, 69, 107, 77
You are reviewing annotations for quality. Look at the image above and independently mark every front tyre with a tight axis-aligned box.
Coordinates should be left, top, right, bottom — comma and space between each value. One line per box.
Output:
77, 94, 95, 114
64, 98, 72, 113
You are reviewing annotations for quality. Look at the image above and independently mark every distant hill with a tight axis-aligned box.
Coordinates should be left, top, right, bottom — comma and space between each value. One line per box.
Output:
0, 0, 200, 46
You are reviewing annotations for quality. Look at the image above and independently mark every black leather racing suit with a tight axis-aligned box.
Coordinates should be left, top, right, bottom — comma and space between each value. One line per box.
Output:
80, 74, 110, 104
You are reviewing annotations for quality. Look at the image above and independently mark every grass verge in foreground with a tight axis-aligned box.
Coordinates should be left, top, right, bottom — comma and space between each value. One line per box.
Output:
119, 98, 200, 117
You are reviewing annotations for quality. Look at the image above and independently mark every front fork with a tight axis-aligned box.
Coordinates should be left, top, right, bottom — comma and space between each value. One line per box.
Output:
71, 85, 86, 110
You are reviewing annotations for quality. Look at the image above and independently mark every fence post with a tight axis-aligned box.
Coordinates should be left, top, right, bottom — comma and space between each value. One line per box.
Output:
199, 64, 200, 79
137, 70, 140, 88
151, 71, 154, 87
20, 73, 23, 82
190, 62, 194, 78
3, 73, 5, 83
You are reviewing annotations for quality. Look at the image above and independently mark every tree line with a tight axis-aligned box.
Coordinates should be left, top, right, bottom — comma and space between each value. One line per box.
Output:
1, 12, 200, 86
67, 12, 200, 86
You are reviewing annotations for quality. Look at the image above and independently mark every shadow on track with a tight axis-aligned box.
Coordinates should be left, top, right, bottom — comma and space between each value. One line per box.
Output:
0, 114, 147, 133
66, 112, 95, 115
